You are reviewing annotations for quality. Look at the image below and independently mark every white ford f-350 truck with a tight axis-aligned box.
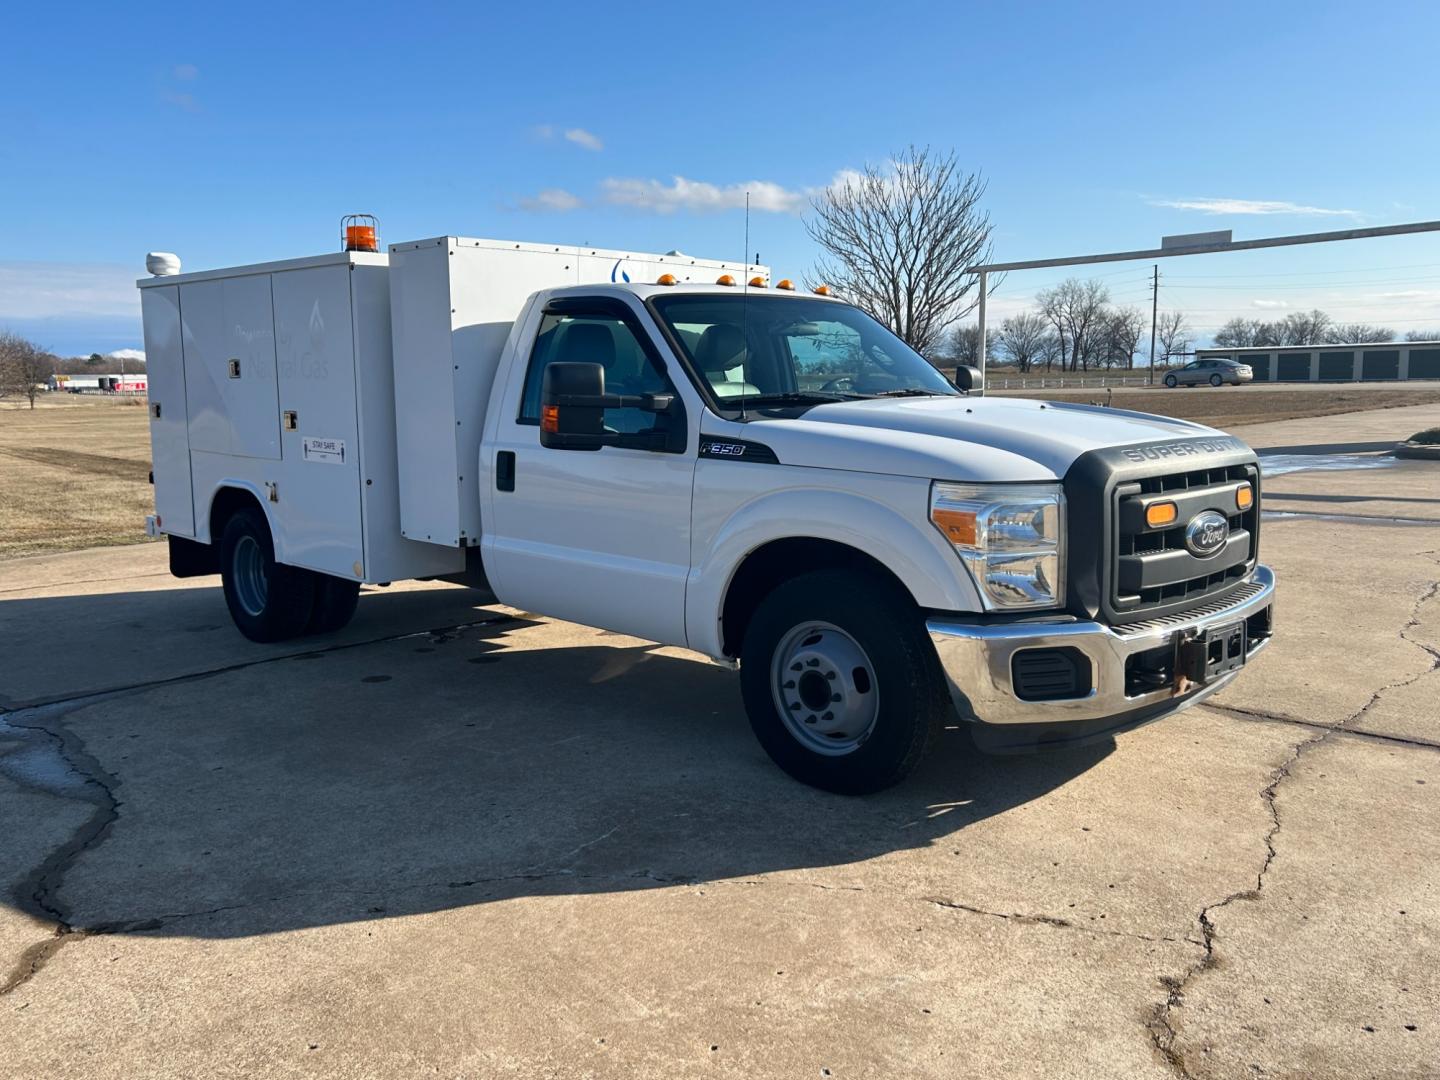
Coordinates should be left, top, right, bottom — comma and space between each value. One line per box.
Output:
137, 234, 1274, 794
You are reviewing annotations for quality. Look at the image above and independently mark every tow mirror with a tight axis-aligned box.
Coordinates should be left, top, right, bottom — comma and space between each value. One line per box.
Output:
954, 365, 984, 395
539, 362, 677, 452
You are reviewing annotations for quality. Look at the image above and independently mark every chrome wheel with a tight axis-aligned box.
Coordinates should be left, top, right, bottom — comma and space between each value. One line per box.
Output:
770, 621, 879, 756
232, 534, 269, 617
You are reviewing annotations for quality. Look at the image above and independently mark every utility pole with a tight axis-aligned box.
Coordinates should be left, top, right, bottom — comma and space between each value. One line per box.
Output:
1147, 264, 1159, 385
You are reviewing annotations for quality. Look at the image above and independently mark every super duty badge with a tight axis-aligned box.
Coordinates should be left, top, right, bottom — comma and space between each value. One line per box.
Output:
1122, 436, 1245, 463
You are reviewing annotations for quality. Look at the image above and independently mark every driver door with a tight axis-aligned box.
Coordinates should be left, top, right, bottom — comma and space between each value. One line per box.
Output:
483, 296, 697, 645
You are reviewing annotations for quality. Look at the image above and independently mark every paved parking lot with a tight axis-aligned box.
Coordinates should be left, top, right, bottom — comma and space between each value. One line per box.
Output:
1, 404, 1437, 1079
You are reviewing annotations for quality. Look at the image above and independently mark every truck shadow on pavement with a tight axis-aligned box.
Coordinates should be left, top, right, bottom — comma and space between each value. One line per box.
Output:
0, 592, 1112, 944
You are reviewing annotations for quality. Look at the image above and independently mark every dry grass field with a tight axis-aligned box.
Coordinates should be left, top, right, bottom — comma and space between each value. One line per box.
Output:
0, 394, 156, 560
2, 384, 1438, 562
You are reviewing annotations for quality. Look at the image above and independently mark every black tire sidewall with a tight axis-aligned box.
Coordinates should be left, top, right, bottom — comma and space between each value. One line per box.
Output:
308, 575, 361, 634
1165, 375, 1177, 387
219, 506, 315, 642
1210, 374, 1223, 386
739, 571, 945, 795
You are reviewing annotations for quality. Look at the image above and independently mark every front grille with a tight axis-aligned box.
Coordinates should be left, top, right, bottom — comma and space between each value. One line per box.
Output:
1112, 463, 1259, 617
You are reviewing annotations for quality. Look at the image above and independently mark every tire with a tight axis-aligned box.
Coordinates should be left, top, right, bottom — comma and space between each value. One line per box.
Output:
739, 570, 949, 795
219, 506, 316, 642
1210, 374, 1223, 387
307, 573, 360, 634
1164, 374, 1178, 388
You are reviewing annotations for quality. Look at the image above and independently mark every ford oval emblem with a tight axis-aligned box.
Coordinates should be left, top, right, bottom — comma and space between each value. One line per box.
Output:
1185, 510, 1230, 558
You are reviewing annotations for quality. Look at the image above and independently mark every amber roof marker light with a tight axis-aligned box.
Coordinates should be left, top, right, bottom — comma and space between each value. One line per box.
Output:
776, 279, 795, 291
813, 284, 831, 296
716, 274, 736, 286
656, 273, 677, 286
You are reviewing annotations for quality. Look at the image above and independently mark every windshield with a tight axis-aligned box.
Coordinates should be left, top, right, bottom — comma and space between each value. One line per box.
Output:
649, 293, 960, 407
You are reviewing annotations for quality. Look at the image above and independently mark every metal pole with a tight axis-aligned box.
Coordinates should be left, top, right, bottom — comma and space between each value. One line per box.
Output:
1147, 264, 1158, 385
976, 270, 988, 390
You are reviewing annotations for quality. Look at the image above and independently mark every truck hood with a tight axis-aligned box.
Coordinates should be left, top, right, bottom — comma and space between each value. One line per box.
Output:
712, 396, 1229, 482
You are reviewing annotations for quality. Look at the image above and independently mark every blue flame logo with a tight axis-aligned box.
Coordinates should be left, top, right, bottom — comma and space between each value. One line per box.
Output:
610, 259, 631, 284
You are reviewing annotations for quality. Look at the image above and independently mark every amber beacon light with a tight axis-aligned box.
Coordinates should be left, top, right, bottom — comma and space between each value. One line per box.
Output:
342, 213, 380, 252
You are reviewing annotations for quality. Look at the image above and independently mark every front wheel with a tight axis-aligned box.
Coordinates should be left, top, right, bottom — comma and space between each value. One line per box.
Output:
1164, 374, 1178, 388
740, 571, 949, 794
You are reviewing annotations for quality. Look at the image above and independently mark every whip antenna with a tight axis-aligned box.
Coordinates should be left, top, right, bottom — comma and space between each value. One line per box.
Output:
740, 191, 751, 420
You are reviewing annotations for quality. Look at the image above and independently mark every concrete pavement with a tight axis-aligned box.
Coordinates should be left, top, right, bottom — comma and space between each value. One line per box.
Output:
1, 405, 1437, 1079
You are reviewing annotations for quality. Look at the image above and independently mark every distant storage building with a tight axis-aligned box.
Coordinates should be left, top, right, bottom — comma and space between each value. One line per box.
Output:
1195, 341, 1440, 382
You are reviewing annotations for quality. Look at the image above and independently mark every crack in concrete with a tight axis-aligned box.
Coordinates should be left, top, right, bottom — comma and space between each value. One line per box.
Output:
925, 896, 1188, 947
0, 701, 123, 997
1147, 556, 1440, 1078
6, 612, 523, 712
1206, 702, 1440, 751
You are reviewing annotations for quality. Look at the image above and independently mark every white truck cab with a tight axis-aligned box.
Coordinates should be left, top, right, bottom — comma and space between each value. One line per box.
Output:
139, 235, 1275, 793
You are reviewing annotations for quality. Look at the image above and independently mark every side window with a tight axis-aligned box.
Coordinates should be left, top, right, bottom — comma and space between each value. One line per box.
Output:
519, 311, 673, 434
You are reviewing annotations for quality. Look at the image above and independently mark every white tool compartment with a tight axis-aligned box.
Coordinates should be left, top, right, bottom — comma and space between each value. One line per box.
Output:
139, 252, 462, 584
389, 237, 763, 548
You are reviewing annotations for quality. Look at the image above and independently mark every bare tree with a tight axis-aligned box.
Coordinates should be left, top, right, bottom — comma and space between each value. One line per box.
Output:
1277, 309, 1333, 346
1326, 323, 1395, 344
1155, 311, 1193, 368
996, 312, 1051, 372
1036, 278, 1110, 370
949, 323, 997, 367
1213, 317, 1260, 349
1096, 307, 1146, 369
0, 332, 54, 409
807, 145, 997, 356
1405, 329, 1440, 342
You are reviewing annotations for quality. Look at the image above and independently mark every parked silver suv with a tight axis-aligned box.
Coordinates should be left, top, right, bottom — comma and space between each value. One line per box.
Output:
1164, 358, 1253, 387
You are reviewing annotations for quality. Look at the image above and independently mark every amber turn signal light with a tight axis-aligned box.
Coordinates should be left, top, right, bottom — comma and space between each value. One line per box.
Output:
930, 508, 978, 547
1236, 485, 1254, 511
1145, 501, 1178, 528
541, 405, 560, 433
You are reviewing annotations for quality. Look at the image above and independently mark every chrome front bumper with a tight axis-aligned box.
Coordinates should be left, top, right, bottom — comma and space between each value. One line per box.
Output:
927, 565, 1275, 741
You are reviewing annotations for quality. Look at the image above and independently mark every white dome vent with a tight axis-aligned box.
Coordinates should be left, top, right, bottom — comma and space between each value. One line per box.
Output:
146, 252, 182, 277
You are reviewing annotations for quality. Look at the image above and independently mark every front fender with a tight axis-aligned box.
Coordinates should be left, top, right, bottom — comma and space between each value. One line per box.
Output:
685, 474, 982, 659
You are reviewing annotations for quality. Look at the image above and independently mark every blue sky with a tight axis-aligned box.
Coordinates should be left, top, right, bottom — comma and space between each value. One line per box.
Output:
3, 0, 1439, 357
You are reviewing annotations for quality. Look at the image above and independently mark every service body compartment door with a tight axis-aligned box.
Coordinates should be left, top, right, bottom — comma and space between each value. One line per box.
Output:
273, 265, 364, 579
180, 274, 281, 460
140, 286, 195, 536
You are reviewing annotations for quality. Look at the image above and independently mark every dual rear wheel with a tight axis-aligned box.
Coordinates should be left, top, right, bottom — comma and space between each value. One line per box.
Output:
219, 507, 360, 643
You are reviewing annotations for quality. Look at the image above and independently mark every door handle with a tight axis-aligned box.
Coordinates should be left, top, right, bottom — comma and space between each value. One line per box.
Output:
496, 450, 516, 492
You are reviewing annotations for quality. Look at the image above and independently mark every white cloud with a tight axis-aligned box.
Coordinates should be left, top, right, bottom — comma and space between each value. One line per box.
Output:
518, 188, 582, 212
1150, 197, 1360, 218
109, 348, 145, 362
563, 128, 603, 152
599, 176, 812, 215
1250, 299, 1288, 310
0, 262, 140, 320
173, 63, 198, 81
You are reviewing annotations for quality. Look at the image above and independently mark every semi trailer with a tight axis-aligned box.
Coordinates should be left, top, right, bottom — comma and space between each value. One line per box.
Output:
138, 232, 1275, 793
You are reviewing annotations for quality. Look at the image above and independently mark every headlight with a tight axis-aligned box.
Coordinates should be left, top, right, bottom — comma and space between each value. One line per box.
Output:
930, 482, 1066, 610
